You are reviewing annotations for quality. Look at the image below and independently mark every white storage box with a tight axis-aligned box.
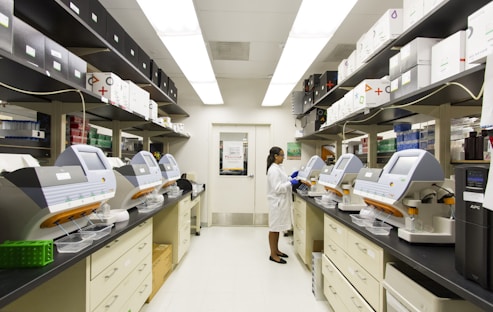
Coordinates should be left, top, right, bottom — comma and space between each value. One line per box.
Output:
390, 76, 400, 100
346, 50, 359, 78
341, 89, 355, 118
389, 52, 401, 79
356, 31, 372, 65
352, 78, 390, 114
400, 64, 431, 97
400, 37, 441, 72
337, 58, 349, 82
126, 80, 150, 119
149, 99, 158, 121
431, 30, 466, 84
91, 72, 127, 107
372, 9, 403, 55
467, 1, 493, 64
403, 0, 424, 31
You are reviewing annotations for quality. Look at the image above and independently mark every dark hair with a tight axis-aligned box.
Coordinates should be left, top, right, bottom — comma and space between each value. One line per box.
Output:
266, 146, 282, 174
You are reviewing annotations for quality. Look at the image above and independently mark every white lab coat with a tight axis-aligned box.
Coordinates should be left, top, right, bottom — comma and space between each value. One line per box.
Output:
267, 163, 293, 232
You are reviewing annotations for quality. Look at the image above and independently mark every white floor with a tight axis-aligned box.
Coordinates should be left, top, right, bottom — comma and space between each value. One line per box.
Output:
141, 226, 331, 312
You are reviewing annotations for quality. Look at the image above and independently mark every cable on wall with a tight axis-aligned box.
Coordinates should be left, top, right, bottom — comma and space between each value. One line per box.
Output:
0, 81, 87, 139
341, 80, 485, 141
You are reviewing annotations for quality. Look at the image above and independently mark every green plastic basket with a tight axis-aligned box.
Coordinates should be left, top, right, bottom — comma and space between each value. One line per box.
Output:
0, 240, 54, 268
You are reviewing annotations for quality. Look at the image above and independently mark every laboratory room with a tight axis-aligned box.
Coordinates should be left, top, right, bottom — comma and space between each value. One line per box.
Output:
1, 0, 493, 311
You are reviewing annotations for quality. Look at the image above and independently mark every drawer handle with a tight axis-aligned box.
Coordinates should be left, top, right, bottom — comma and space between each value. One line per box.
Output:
329, 224, 337, 230
139, 283, 150, 294
328, 285, 337, 295
354, 269, 367, 281
355, 242, 367, 253
138, 263, 148, 272
324, 265, 333, 273
105, 295, 119, 308
138, 242, 148, 250
328, 244, 337, 252
350, 296, 363, 310
105, 268, 118, 280
105, 239, 119, 248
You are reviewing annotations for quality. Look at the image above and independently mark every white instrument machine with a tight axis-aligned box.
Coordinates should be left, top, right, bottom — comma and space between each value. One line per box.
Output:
297, 155, 325, 185
318, 153, 366, 211
0, 145, 116, 241
354, 149, 456, 244
107, 151, 163, 211
158, 153, 181, 194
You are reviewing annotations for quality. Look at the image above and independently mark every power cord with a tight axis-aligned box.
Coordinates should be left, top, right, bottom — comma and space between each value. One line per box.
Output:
341, 80, 485, 141
0, 81, 87, 139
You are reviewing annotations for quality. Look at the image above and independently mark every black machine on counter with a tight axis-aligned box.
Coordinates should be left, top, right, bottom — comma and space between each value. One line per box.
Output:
455, 164, 493, 290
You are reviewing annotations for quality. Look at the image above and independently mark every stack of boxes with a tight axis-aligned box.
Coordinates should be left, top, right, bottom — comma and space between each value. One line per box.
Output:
67, 116, 89, 145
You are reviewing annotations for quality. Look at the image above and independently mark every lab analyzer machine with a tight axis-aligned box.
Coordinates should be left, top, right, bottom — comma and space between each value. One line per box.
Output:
158, 153, 181, 194
0, 145, 116, 241
354, 149, 456, 243
106, 150, 164, 211
318, 153, 366, 211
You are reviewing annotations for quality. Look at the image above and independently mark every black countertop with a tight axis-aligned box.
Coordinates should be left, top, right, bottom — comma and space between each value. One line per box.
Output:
298, 194, 493, 312
0, 192, 191, 309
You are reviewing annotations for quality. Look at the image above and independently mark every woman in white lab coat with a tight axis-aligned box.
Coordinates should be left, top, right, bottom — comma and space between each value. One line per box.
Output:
266, 146, 298, 264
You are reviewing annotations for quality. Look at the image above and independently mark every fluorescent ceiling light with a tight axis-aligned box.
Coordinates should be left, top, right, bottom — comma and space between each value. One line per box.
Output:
137, 0, 224, 105
261, 0, 357, 106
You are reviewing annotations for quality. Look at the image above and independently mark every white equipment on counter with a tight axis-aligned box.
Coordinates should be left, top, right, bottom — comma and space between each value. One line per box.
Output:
106, 150, 163, 211
0, 145, 116, 241
297, 155, 325, 184
158, 153, 181, 194
354, 149, 456, 243
318, 153, 366, 211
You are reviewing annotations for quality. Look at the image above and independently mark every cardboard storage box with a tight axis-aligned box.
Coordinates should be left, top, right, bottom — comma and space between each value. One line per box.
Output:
0, 0, 13, 54
45, 37, 69, 81
124, 35, 139, 69
403, 0, 424, 31
91, 72, 127, 106
126, 80, 150, 119
399, 64, 431, 98
147, 243, 173, 302
13, 17, 45, 69
389, 52, 401, 80
431, 30, 466, 84
85, 0, 107, 37
138, 46, 151, 78
372, 9, 403, 55
352, 78, 390, 114
105, 13, 125, 53
400, 37, 441, 73
466, 1, 493, 64
68, 52, 87, 88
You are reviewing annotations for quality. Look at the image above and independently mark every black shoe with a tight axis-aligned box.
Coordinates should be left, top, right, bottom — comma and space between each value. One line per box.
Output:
269, 256, 287, 264
277, 252, 288, 258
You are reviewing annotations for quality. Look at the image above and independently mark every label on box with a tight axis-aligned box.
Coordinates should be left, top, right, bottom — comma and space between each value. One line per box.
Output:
0, 13, 9, 28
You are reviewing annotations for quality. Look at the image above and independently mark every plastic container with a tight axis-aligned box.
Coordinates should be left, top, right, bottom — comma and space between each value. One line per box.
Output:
350, 214, 374, 227
54, 233, 95, 253
78, 224, 113, 240
365, 220, 392, 235
0, 240, 54, 268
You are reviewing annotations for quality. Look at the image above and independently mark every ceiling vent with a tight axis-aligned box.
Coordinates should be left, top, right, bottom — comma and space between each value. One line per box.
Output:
209, 41, 250, 61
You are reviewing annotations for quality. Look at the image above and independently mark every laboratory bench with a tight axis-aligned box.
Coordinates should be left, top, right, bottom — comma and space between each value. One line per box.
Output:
296, 193, 493, 312
0, 190, 201, 310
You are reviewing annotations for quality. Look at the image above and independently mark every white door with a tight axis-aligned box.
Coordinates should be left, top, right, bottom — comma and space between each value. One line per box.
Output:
209, 124, 271, 226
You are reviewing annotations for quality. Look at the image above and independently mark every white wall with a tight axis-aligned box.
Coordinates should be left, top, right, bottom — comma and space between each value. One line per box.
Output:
163, 78, 314, 224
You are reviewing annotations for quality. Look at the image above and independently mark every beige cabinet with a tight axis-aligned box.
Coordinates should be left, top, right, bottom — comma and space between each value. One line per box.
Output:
293, 194, 324, 270
2, 220, 153, 312
323, 214, 393, 312
153, 195, 200, 266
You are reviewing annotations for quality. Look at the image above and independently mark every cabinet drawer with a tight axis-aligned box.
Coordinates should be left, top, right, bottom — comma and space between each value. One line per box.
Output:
324, 236, 344, 266
124, 273, 152, 312
346, 230, 384, 279
179, 196, 192, 210
91, 220, 152, 278
324, 214, 347, 249
93, 255, 152, 312
338, 251, 380, 310
293, 205, 306, 226
322, 256, 350, 312
90, 233, 152, 310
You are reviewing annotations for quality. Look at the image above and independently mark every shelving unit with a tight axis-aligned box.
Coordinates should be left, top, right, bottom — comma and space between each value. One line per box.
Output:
296, 0, 489, 176
0, 0, 190, 162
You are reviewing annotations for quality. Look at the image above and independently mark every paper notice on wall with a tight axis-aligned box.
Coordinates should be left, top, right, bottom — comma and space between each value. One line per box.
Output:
222, 141, 244, 170
484, 161, 493, 210
481, 54, 493, 130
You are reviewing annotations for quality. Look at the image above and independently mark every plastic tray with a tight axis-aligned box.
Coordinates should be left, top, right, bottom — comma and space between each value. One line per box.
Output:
54, 233, 95, 253
0, 240, 54, 268
78, 224, 113, 240
365, 221, 392, 235
350, 214, 374, 227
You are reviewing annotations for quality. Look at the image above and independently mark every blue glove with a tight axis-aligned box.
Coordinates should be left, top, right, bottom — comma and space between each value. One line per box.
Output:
290, 170, 299, 178
290, 179, 299, 186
